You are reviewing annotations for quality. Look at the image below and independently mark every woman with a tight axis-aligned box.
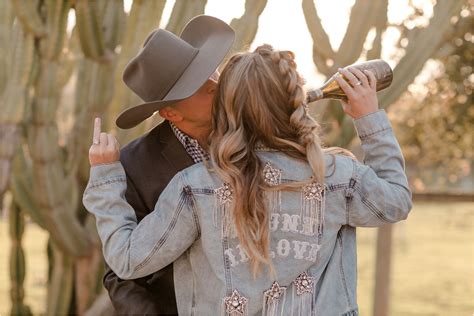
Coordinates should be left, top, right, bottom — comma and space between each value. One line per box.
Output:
83, 44, 411, 315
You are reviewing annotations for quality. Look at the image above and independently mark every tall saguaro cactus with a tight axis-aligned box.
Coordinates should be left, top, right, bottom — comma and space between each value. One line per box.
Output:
9, 198, 32, 316
0, 0, 35, 203
229, 0, 268, 55
166, 0, 208, 34
110, 0, 168, 142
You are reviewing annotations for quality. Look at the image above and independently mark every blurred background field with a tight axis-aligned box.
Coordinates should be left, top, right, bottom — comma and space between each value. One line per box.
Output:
0, 0, 472, 315
1, 201, 473, 316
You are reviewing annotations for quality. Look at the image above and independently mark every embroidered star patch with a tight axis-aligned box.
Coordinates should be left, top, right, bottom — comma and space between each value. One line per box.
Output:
224, 289, 248, 314
294, 272, 314, 295
263, 281, 286, 302
215, 183, 233, 205
263, 162, 281, 186
303, 182, 324, 201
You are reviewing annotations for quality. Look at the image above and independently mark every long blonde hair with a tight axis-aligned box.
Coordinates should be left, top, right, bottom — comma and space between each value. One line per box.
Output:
208, 44, 326, 276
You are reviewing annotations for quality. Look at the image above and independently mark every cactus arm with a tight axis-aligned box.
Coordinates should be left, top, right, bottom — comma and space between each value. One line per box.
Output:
11, 145, 46, 229
46, 245, 74, 316
378, 0, 465, 108
166, 0, 207, 34
0, 0, 15, 95
302, 0, 335, 76
367, 0, 388, 60
40, 0, 71, 60
74, 0, 108, 59
0, 22, 35, 199
332, 0, 465, 147
11, 0, 47, 38
335, 0, 381, 66
229, 0, 268, 55
109, 0, 167, 141
9, 199, 33, 316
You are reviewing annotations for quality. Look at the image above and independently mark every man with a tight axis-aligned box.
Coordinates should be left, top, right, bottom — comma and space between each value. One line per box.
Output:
102, 15, 234, 314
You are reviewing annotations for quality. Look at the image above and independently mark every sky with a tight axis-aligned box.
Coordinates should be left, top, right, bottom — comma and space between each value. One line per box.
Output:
145, 0, 435, 88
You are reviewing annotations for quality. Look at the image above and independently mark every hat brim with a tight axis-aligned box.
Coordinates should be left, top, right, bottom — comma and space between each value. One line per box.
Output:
116, 15, 235, 129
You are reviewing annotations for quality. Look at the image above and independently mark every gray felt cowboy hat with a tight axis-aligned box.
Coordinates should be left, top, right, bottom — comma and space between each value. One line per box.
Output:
116, 15, 235, 129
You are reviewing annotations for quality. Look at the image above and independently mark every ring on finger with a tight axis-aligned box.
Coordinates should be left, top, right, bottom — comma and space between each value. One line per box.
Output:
93, 140, 99, 145
354, 81, 362, 86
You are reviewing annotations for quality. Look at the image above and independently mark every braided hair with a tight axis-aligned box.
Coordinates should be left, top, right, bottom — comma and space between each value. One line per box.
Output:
208, 44, 326, 276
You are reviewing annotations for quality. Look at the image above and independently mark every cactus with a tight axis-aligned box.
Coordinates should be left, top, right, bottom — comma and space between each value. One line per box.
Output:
11, 0, 47, 38
229, 0, 268, 55
166, 0, 208, 35
8, 198, 33, 316
333, 0, 466, 147
108, 0, 167, 142
0, 2, 35, 202
302, 0, 465, 147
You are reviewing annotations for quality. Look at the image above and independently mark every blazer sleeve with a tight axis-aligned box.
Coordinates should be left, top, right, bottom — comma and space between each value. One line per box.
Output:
102, 172, 161, 314
83, 162, 199, 280
346, 110, 413, 227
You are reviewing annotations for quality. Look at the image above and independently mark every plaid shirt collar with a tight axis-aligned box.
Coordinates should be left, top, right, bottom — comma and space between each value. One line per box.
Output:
169, 122, 209, 164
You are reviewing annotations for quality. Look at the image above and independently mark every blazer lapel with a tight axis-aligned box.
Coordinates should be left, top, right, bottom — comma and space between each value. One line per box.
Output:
159, 121, 194, 172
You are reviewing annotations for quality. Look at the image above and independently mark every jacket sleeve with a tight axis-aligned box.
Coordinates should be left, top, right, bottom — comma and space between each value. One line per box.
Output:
346, 110, 413, 227
102, 173, 160, 314
83, 162, 199, 280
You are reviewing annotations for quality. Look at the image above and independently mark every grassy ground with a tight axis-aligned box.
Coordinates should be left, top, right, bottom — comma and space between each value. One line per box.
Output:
0, 202, 473, 315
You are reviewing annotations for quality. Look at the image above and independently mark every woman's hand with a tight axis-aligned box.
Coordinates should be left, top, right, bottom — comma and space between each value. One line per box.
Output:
335, 67, 379, 119
89, 117, 120, 166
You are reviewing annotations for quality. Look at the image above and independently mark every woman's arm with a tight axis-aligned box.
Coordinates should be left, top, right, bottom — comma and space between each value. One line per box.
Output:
347, 110, 412, 226
83, 162, 199, 279
334, 67, 412, 226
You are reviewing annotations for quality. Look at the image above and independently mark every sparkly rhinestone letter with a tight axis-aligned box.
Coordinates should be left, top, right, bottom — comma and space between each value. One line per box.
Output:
224, 290, 248, 314
294, 272, 314, 295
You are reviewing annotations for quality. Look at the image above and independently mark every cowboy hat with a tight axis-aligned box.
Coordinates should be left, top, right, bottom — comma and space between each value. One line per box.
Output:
116, 15, 235, 129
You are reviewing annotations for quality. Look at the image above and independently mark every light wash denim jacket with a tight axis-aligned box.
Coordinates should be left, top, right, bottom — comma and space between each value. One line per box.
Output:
83, 110, 412, 316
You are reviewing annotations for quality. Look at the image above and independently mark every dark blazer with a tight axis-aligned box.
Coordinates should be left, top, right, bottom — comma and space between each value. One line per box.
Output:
103, 120, 193, 315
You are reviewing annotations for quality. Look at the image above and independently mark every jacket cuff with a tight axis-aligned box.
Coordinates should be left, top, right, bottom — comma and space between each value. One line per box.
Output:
89, 162, 125, 182
354, 110, 391, 139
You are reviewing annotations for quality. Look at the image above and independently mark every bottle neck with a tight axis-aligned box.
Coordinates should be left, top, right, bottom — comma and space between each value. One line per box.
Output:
306, 89, 323, 103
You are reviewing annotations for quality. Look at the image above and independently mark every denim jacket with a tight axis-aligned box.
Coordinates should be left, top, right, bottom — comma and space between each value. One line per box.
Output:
83, 110, 412, 316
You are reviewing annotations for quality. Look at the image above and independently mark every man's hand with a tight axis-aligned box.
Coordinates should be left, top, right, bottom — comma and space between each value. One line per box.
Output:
89, 117, 120, 166
335, 67, 379, 119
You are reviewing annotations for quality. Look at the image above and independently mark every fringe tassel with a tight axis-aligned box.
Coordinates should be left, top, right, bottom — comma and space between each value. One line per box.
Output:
300, 182, 325, 237
290, 272, 316, 316
214, 183, 235, 238
263, 162, 282, 214
262, 282, 287, 316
